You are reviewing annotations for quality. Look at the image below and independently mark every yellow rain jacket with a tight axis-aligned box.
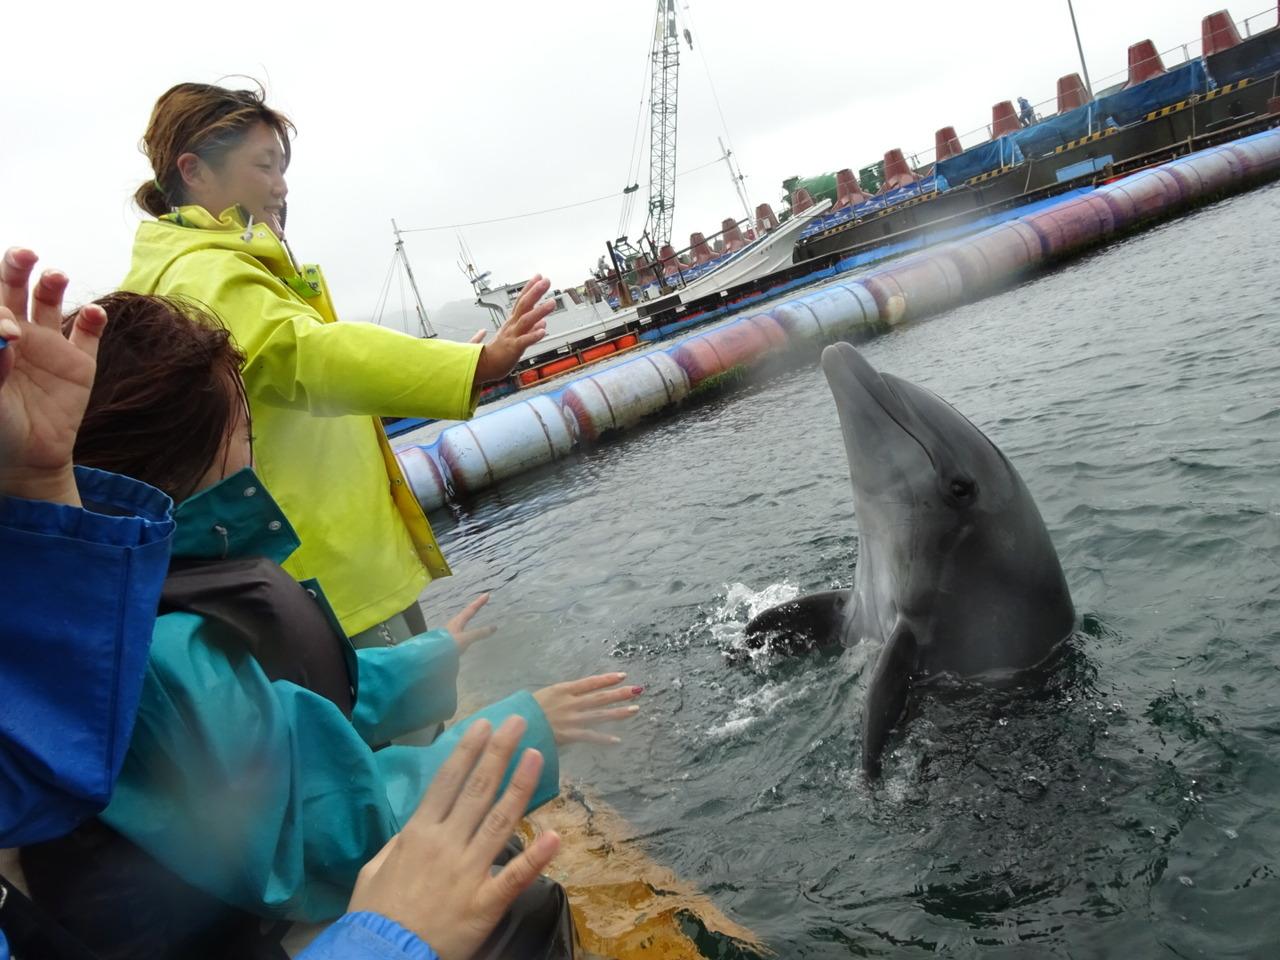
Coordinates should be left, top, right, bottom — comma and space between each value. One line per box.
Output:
122, 205, 481, 635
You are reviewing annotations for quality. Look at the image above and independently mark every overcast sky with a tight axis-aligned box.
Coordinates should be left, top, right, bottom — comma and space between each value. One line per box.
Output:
5, 0, 1273, 336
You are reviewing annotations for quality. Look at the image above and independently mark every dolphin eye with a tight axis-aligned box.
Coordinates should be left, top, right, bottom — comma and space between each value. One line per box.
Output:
948, 478, 977, 502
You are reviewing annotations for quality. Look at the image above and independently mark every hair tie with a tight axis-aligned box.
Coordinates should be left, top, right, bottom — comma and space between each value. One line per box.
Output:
153, 178, 167, 198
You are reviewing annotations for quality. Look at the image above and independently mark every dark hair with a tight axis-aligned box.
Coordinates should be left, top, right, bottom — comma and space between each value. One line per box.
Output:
135, 81, 295, 217
70, 293, 249, 502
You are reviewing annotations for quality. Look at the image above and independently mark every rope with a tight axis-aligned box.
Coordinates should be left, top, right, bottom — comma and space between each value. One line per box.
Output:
680, 0, 745, 186
398, 156, 725, 234
618, 30, 655, 238
371, 251, 398, 325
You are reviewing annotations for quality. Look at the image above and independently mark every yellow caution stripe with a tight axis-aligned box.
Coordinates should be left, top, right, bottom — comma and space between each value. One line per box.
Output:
965, 167, 1015, 185
1201, 77, 1251, 102
1054, 127, 1119, 154
1142, 79, 1252, 122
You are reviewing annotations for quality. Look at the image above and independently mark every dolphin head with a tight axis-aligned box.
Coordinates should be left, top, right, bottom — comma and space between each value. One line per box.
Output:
820, 341, 1074, 683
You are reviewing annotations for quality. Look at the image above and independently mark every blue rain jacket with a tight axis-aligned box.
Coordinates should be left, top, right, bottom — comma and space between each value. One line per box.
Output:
98, 468, 559, 921
297, 912, 439, 960
0, 468, 174, 847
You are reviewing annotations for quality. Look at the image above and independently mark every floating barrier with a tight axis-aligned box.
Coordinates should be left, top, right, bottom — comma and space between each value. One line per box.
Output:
561, 352, 691, 443
398, 129, 1280, 513
437, 394, 578, 498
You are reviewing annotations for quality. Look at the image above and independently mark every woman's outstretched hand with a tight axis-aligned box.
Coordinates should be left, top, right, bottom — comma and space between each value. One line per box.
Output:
0, 248, 108, 507
533, 672, 644, 747
472, 275, 553, 385
346, 717, 561, 960
443, 593, 498, 654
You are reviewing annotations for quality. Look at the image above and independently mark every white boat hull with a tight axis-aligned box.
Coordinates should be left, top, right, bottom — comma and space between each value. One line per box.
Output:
532, 199, 834, 356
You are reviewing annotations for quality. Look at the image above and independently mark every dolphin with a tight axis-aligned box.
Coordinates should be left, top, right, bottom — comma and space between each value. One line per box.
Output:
744, 342, 1075, 775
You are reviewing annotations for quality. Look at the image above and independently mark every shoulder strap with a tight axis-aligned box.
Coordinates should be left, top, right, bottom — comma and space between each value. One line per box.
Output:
161, 557, 354, 717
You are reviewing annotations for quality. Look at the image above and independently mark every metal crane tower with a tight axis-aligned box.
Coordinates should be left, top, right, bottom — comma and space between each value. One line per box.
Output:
647, 0, 681, 247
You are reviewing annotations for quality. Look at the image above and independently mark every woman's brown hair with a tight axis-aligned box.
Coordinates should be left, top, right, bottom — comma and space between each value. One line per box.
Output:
70, 293, 249, 502
135, 81, 295, 217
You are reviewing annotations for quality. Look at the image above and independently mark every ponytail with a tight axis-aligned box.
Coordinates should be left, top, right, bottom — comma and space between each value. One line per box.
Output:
134, 179, 172, 218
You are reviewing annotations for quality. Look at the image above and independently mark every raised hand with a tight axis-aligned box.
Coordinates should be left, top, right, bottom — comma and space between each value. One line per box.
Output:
443, 592, 498, 654
0, 248, 108, 506
533, 673, 644, 747
346, 717, 561, 960
472, 275, 553, 385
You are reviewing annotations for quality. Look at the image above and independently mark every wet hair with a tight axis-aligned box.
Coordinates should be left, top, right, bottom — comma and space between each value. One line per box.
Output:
134, 80, 295, 217
70, 293, 249, 502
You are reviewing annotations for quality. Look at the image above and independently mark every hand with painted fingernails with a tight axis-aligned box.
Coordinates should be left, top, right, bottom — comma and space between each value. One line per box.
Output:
0, 248, 109, 507
346, 716, 561, 960
442, 593, 498, 654
533, 672, 644, 747
472, 274, 553, 385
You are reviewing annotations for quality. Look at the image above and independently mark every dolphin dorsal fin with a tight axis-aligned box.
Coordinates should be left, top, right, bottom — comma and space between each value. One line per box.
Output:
741, 589, 851, 656
861, 622, 918, 776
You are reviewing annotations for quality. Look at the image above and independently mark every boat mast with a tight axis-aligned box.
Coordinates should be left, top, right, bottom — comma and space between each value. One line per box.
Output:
718, 136, 752, 226
391, 218, 437, 339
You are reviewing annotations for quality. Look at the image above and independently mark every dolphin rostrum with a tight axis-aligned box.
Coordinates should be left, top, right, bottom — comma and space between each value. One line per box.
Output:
745, 342, 1075, 775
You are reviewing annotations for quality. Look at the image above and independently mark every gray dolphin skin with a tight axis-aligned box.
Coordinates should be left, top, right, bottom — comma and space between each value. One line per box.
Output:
745, 342, 1075, 775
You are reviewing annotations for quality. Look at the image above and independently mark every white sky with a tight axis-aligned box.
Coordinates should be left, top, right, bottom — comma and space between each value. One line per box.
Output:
5, 0, 1274, 335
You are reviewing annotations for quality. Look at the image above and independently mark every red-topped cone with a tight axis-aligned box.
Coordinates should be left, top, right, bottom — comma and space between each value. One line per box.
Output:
755, 203, 779, 232
633, 255, 658, 286
991, 101, 1022, 137
835, 168, 870, 209
689, 231, 714, 265
1057, 73, 1091, 112
791, 188, 815, 213
1202, 10, 1243, 56
935, 127, 963, 161
721, 218, 747, 253
881, 149, 918, 191
1126, 40, 1166, 87
657, 243, 682, 278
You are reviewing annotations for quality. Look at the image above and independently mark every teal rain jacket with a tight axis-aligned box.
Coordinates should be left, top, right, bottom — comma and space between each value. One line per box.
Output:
98, 469, 559, 922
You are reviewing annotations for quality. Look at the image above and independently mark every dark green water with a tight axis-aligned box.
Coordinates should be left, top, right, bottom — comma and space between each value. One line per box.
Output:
425, 181, 1280, 958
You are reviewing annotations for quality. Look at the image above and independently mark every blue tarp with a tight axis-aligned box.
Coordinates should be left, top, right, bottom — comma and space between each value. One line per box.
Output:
1092, 59, 1211, 126
1009, 102, 1115, 158
931, 59, 1210, 187
934, 136, 1026, 186
798, 174, 945, 241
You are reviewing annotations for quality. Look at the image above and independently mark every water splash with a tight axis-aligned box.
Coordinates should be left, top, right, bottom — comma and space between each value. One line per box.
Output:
705, 580, 799, 661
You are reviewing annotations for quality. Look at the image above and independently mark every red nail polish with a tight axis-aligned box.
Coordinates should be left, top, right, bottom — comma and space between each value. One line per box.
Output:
631, 685, 645, 695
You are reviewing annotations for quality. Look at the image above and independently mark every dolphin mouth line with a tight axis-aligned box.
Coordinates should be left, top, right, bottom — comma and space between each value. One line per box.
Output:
824, 345, 938, 470
824, 343, 1010, 477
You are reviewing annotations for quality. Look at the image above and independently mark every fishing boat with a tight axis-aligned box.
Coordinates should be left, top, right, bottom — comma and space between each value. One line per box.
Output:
379, 196, 830, 439
463, 196, 831, 389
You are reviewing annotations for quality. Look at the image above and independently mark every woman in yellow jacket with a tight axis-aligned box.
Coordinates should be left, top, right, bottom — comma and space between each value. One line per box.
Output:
123, 82, 554, 642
